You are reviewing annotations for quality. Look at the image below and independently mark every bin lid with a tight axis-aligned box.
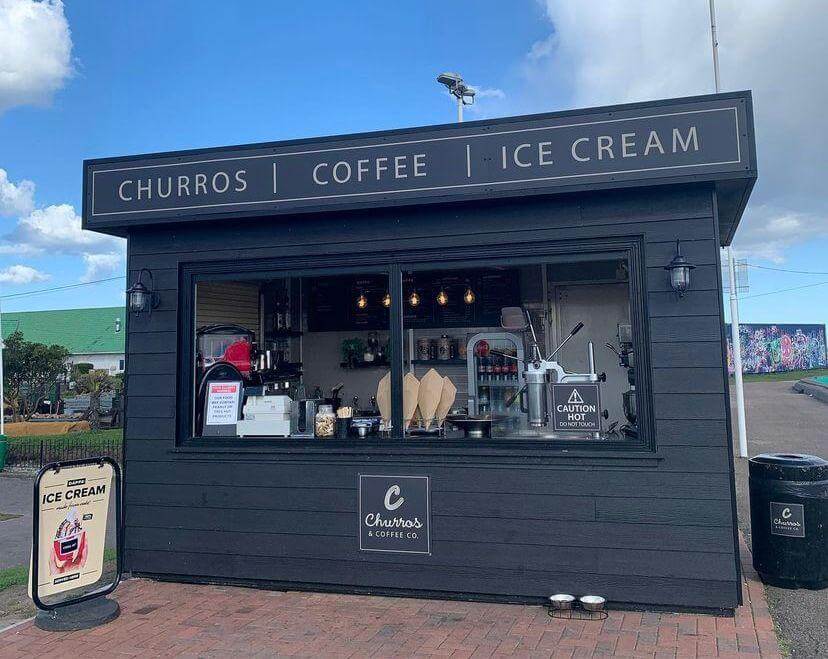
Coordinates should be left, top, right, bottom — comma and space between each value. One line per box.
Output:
749, 453, 828, 481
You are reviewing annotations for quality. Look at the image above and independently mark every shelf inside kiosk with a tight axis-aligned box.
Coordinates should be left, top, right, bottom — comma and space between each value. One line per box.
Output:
192, 259, 637, 442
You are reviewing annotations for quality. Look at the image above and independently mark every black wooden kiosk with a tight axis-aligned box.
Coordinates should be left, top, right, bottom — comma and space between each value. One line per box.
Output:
83, 91, 757, 612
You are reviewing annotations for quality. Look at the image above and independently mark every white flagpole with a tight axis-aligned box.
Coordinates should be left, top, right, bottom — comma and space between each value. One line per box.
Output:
710, 0, 748, 458
728, 249, 748, 458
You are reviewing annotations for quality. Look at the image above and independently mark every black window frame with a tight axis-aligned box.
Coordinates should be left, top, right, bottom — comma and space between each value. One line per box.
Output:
176, 236, 655, 454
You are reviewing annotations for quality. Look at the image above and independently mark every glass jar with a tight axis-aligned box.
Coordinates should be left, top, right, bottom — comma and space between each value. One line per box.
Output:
438, 334, 452, 360
315, 404, 336, 438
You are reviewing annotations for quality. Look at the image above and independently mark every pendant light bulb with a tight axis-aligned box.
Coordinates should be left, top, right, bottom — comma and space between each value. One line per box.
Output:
382, 292, 392, 308
408, 290, 421, 307
437, 289, 449, 306
463, 287, 476, 304
356, 292, 368, 310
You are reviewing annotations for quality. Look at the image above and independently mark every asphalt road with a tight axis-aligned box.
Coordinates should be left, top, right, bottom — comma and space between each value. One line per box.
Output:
732, 380, 828, 658
0, 472, 32, 570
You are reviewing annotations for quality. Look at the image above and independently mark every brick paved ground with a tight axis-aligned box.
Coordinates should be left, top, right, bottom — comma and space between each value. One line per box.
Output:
0, 538, 779, 658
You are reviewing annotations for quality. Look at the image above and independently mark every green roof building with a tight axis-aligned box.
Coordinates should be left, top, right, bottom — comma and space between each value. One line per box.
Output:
1, 306, 126, 373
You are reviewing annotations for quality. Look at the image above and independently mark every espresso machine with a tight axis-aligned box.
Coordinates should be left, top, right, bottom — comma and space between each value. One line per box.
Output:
500, 307, 605, 437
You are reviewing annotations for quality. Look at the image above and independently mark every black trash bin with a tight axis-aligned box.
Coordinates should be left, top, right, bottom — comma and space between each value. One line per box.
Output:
749, 453, 828, 589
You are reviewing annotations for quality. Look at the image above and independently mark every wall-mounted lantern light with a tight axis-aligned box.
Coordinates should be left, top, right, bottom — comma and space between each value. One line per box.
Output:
126, 268, 160, 315
382, 292, 392, 308
356, 292, 368, 310
664, 240, 695, 298
436, 288, 449, 306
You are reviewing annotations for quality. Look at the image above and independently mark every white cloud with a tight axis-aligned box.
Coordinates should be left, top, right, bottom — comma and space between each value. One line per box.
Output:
0, 0, 73, 114
8, 203, 123, 254
0, 242, 43, 256
0, 263, 49, 284
474, 87, 505, 100
730, 206, 828, 264
81, 252, 123, 282
0, 168, 35, 216
518, 0, 828, 262
465, 87, 508, 119
0, 181, 125, 283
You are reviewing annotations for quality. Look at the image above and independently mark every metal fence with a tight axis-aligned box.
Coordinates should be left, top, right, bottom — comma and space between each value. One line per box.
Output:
4, 435, 123, 469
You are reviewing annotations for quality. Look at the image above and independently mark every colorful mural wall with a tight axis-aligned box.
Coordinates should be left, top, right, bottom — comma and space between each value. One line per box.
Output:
726, 324, 828, 374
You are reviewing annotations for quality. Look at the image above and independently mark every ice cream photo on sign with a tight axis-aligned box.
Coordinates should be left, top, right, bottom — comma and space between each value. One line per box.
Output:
50, 507, 89, 575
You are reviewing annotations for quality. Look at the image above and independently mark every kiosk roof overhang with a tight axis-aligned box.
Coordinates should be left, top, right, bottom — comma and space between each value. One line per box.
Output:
83, 91, 756, 245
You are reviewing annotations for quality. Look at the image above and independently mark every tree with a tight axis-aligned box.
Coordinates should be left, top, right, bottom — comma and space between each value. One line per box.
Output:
3, 331, 70, 421
75, 369, 116, 431
70, 362, 94, 385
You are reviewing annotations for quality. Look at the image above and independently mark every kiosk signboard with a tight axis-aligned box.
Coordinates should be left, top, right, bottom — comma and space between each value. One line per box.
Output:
84, 94, 754, 231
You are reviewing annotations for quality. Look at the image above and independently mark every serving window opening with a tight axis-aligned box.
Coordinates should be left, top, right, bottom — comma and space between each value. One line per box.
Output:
188, 255, 642, 444
193, 273, 390, 440
401, 258, 637, 441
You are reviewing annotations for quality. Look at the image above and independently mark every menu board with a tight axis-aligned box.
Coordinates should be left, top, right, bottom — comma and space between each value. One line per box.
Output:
402, 273, 435, 329
308, 269, 520, 331
307, 275, 390, 332
351, 276, 391, 330
31, 461, 115, 600
306, 277, 341, 332
477, 270, 519, 326
433, 273, 476, 327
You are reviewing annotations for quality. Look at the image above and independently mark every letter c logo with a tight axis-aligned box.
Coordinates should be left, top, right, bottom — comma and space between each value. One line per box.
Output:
384, 485, 404, 511
782, 507, 792, 519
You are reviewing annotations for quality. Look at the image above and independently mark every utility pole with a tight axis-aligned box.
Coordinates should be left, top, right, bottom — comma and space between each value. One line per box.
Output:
709, 0, 748, 457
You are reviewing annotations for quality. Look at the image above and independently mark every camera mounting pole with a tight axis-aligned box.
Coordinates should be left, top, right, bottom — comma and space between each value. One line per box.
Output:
436, 72, 476, 123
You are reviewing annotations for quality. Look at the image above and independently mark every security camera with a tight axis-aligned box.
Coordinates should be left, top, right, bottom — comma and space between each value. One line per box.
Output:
437, 72, 476, 105
460, 86, 476, 105
437, 72, 463, 88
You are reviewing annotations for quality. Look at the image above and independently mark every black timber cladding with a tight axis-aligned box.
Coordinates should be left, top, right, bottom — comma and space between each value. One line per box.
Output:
85, 91, 755, 244
122, 183, 742, 610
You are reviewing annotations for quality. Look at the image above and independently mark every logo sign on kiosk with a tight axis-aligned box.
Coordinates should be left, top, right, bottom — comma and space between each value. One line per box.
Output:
551, 383, 601, 432
359, 475, 430, 554
31, 457, 122, 619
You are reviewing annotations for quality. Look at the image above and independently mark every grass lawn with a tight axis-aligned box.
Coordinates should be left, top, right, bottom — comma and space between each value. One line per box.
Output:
0, 565, 28, 593
736, 368, 828, 383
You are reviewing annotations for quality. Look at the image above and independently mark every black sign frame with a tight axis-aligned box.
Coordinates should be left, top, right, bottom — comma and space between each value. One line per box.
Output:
551, 383, 602, 433
358, 474, 431, 555
83, 92, 755, 234
31, 457, 123, 611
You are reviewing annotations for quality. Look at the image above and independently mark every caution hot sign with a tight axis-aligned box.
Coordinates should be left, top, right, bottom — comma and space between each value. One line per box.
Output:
551, 383, 602, 432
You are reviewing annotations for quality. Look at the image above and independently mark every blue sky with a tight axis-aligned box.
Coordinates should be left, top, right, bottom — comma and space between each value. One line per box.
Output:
0, 0, 826, 326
